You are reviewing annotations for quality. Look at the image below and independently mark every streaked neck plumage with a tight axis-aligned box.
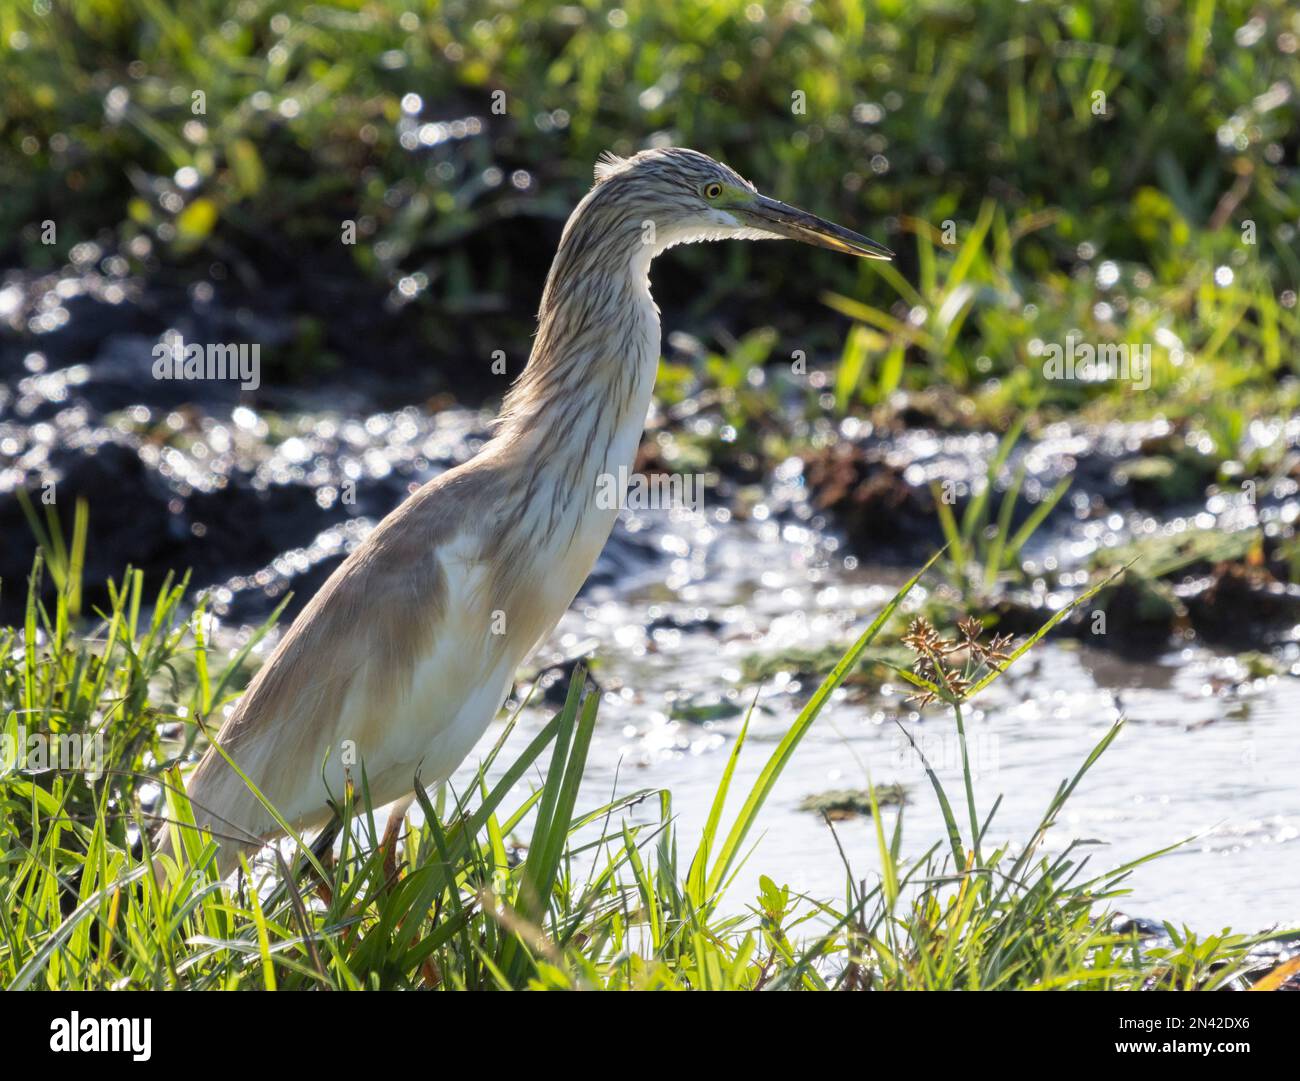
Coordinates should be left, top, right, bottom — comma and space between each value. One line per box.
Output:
489, 186, 662, 552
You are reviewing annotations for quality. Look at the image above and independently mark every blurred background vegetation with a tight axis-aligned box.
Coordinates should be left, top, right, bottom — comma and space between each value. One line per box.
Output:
1, 0, 1298, 430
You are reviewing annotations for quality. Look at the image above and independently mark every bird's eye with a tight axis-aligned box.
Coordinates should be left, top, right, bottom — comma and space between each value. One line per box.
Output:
704, 182, 723, 200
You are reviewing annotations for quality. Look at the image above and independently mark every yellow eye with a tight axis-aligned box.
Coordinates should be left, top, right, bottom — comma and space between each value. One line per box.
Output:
704, 182, 723, 200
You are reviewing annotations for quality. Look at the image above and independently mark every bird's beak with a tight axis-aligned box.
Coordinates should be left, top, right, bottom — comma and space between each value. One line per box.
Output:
740, 194, 894, 260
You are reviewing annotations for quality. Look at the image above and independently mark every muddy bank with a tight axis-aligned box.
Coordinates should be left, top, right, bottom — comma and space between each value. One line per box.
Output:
799, 418, 1300, 651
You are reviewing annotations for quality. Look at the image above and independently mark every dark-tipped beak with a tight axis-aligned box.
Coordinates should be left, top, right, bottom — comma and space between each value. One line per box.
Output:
740, 194, 894, 260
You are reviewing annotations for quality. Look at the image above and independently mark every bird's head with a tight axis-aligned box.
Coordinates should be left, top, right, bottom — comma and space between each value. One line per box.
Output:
590, 146, 893, 261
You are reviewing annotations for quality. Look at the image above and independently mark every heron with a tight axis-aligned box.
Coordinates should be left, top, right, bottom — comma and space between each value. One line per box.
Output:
162, 147, 892, 876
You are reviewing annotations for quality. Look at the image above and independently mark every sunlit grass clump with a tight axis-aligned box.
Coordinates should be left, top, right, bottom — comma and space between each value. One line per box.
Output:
1, 516, 1288, 990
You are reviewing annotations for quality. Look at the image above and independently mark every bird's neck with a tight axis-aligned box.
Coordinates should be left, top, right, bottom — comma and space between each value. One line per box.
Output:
475, 222, 660, 600
467, 208, 663, 662
465, 238, 659, 663
494, 233, 660, 467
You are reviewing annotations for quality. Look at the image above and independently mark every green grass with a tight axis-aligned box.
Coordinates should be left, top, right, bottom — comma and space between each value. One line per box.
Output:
2, 513, 1292, 990
927, 416, 1073, 597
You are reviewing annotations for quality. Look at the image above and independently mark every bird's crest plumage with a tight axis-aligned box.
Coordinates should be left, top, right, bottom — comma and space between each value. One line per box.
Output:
593, 151, 630, 183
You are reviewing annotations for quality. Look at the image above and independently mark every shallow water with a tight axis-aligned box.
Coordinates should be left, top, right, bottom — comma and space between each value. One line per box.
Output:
445, 500, 1300, 934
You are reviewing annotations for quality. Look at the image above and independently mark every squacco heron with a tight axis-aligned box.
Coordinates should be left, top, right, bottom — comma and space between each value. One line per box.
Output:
165, 147, 892, 874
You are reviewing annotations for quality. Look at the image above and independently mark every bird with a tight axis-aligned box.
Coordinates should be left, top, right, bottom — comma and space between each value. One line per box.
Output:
161, 147, 892, 876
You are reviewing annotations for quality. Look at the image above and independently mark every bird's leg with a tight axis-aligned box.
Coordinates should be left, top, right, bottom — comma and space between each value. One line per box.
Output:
306, 816, 343, 905
313, 845, 336, 906
380, 793, 415, 884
